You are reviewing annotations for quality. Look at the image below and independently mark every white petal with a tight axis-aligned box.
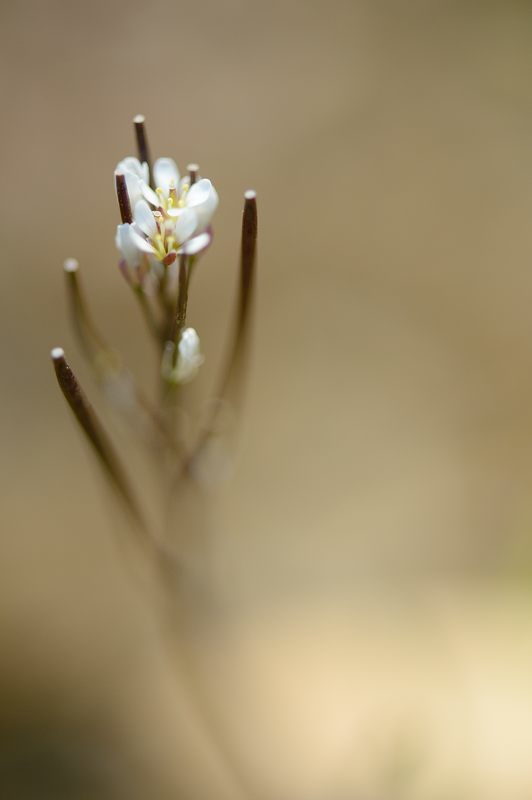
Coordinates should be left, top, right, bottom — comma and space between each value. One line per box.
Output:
186, 178, 219, 231
177, 231, 211, 256
116, 223, 141, 268
134, 199, 157, 237
140, 161, 149, 184
116, 157, 144, 179
140, 182, 161, 208
174, 207, 198, 244
153, 157, 180, 195
186, 178, 211, 207
129, 226, 158, 255
166, 206, 183, 218
115, 157, 149, 196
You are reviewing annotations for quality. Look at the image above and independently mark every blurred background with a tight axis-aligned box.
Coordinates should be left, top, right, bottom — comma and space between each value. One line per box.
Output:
2, 0, 532, 797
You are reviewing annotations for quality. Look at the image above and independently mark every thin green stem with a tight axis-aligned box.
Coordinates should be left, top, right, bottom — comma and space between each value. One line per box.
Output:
171, 254, 189, 368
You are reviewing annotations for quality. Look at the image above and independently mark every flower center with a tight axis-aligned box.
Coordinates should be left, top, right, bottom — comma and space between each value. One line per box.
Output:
146, 181, 192, 261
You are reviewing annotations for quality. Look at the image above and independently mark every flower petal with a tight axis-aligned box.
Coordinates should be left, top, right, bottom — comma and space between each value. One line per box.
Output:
116, 157, 144, 180
134, 199, 157, 237
153, 157, 180, 196
128, 226, 158, 256
174, 207, 198, 244
140, 161, 149, 184
177, 231, 211, 256
116, 223, 141, 268
140, 182, 161, 208
186, 178, 219, 231
116, 157, 149, 192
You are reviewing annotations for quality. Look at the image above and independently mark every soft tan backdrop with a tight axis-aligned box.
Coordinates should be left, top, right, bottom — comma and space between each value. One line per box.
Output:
2, 1, 532, 798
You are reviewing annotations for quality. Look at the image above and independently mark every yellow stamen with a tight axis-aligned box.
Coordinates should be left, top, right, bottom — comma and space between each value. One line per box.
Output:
155, 187, 167, 211
176, 182, 189, 209
154, 233, 166, 258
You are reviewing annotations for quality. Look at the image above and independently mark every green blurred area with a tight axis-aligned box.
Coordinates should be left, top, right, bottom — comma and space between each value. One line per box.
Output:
2, 0, 532, 797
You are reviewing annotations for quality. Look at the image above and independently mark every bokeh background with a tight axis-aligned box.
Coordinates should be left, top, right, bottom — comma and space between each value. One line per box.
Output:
2, 0, 532, 797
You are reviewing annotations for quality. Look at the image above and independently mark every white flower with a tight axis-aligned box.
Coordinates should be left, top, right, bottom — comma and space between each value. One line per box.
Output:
115, 156, 219, 270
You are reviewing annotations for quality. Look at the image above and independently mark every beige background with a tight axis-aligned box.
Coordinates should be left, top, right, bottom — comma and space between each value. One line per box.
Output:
2, 0, 532, 797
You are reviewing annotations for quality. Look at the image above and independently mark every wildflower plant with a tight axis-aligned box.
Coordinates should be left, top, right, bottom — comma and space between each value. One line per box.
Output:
51, 115, 257, 568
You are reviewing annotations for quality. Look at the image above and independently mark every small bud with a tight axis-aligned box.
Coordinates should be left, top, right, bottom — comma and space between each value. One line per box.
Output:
161, 328, 204, 385
176, 327, 204, 384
